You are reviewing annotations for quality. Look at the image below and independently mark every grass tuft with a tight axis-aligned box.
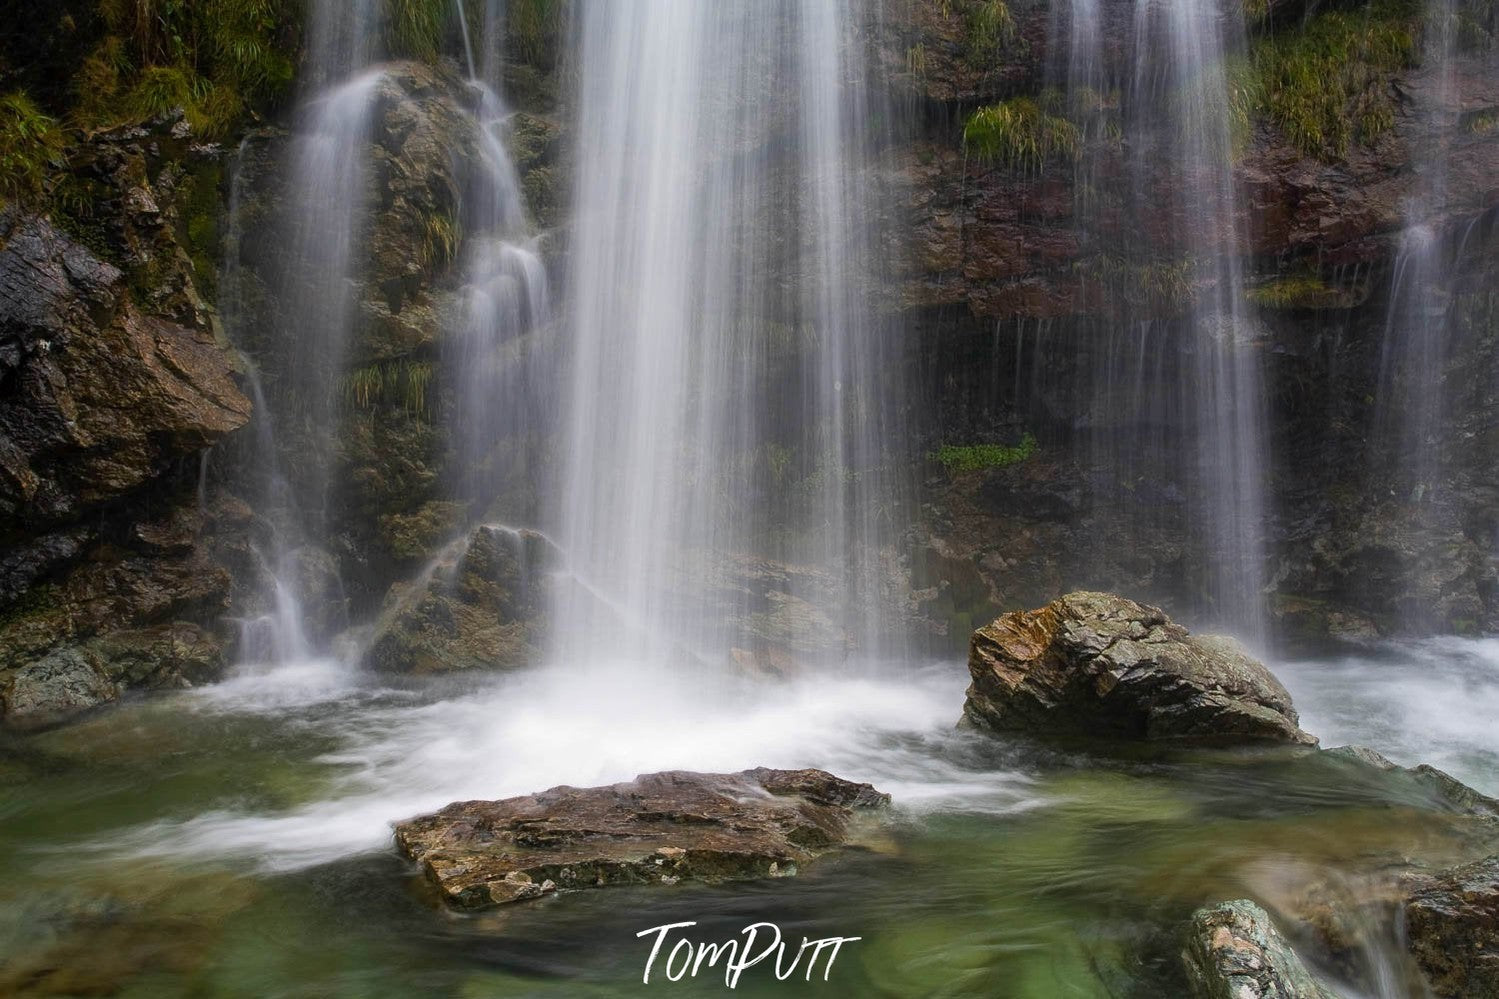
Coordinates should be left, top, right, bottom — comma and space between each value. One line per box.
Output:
0, 93, 65, 209
966, 0, 1017, 64
341, 360, 436, 415
1231, 0, 1419, 160
963, 98, 1080, 173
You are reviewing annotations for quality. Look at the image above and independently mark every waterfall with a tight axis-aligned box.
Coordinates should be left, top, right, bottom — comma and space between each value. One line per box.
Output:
280, 71, 385, 531
218, 0, 548, 668
1376, 0, 1461, 503
446, 78, 551, 513
1139, 0, 1267, 642
556, 0, 905, 667
1055, 0, 1267, 639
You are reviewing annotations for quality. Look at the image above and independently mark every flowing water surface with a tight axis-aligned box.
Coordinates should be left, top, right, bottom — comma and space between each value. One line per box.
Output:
3, 640, 1497, 997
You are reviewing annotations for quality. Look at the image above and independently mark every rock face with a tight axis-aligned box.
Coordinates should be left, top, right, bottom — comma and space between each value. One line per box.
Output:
365, 525, 554, 674
1182, 900, 1340, 999
0, 112, 254, 727
394, 768, 889, 909
1403, 857, 1499, 998
889, 0, 1499, 642
962, 592, 1316, 744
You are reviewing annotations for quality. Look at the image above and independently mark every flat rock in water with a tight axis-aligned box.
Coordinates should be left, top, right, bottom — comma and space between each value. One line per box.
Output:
1403, 856, 1499, 998
1183, 900, 1342, 999
394, 768, 889, 909
963, 591, 1316, 745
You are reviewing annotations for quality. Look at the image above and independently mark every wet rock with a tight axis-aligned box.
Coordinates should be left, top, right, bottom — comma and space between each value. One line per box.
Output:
1182, 899, 1341, 999
1322, 745, 1499, 817
365, 526, 554, 674
962, 592, 1316, 744
0, 647, 119, 731
1403, 857, 1499, 998
394, 768, 889, 909
0, 497, 249, 727
0, 214, 249, 527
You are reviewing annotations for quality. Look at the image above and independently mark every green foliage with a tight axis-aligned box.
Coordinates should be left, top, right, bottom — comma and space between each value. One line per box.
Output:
1075, 255, 1195, 312
930, 433, 1038, 473
384, 0, 449, 62
963, 98, 1080, 173
1455, 0, 1496, 50
1466, 110, 1499, 133
966, 0, 1017, 64
1247, 273, 1351, 309
341, 360, 436, 415
1231, 0, 1419, 160
509, 0, 564, 65
183, 163, 225, 295
74, 0, 298, 139
0, 93, 65, 209
906, 42, 927, 81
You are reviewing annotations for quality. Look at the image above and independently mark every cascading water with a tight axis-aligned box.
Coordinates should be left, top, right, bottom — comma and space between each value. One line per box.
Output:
1375, 0, 1461, 502
1137, 0, 1268, 642
445, 79, 551, 512
1047, 0, 1268, 640
220, 0, 549, 668
556, 0, 905, 668
1369, 0, 1499, 628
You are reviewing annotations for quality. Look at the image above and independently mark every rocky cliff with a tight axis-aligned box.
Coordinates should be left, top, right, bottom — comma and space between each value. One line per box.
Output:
0, 114, 254, 726
884, 0, 1499, 644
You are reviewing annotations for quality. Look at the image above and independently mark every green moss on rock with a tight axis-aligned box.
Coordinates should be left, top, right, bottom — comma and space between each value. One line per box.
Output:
931, 433, 1038, 473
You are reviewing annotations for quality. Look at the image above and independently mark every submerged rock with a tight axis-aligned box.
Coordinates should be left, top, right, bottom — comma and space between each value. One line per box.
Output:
366, 526, 555, 674
1322, 745, 1499, 817
962, 592, 1316, 744
1403, 856, 1499, 998
1182, 899, 1341, 999
394, 768, 889, 909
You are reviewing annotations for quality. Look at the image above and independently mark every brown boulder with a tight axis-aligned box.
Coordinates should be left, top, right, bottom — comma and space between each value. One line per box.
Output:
962, 591, 1316, 744
394, 768, 889, 909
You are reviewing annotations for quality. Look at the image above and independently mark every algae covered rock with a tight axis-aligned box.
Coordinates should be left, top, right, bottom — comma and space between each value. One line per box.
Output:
394, 768, 889, 909
1183, 899, 1340, 999
365, 525, 555, 674
962, 591, 1316, 744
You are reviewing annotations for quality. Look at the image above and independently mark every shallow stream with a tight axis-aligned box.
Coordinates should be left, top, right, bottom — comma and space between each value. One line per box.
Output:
3, 640, 1496, 997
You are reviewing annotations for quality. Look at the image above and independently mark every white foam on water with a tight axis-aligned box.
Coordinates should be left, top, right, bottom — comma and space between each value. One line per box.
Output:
1277, 636, 1499, 794
110, 660, 1036, 872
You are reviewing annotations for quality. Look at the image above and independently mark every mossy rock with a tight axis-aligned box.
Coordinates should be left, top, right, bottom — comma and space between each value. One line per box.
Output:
378, 500, 468, 561
365, 526, 557, 674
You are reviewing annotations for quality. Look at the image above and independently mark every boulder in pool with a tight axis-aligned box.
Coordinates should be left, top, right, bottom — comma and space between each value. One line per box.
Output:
394, 768, 889, 909
1182, 899, 1341, 999
1403, 856, 1499, 998
962, 592, 1316, 745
